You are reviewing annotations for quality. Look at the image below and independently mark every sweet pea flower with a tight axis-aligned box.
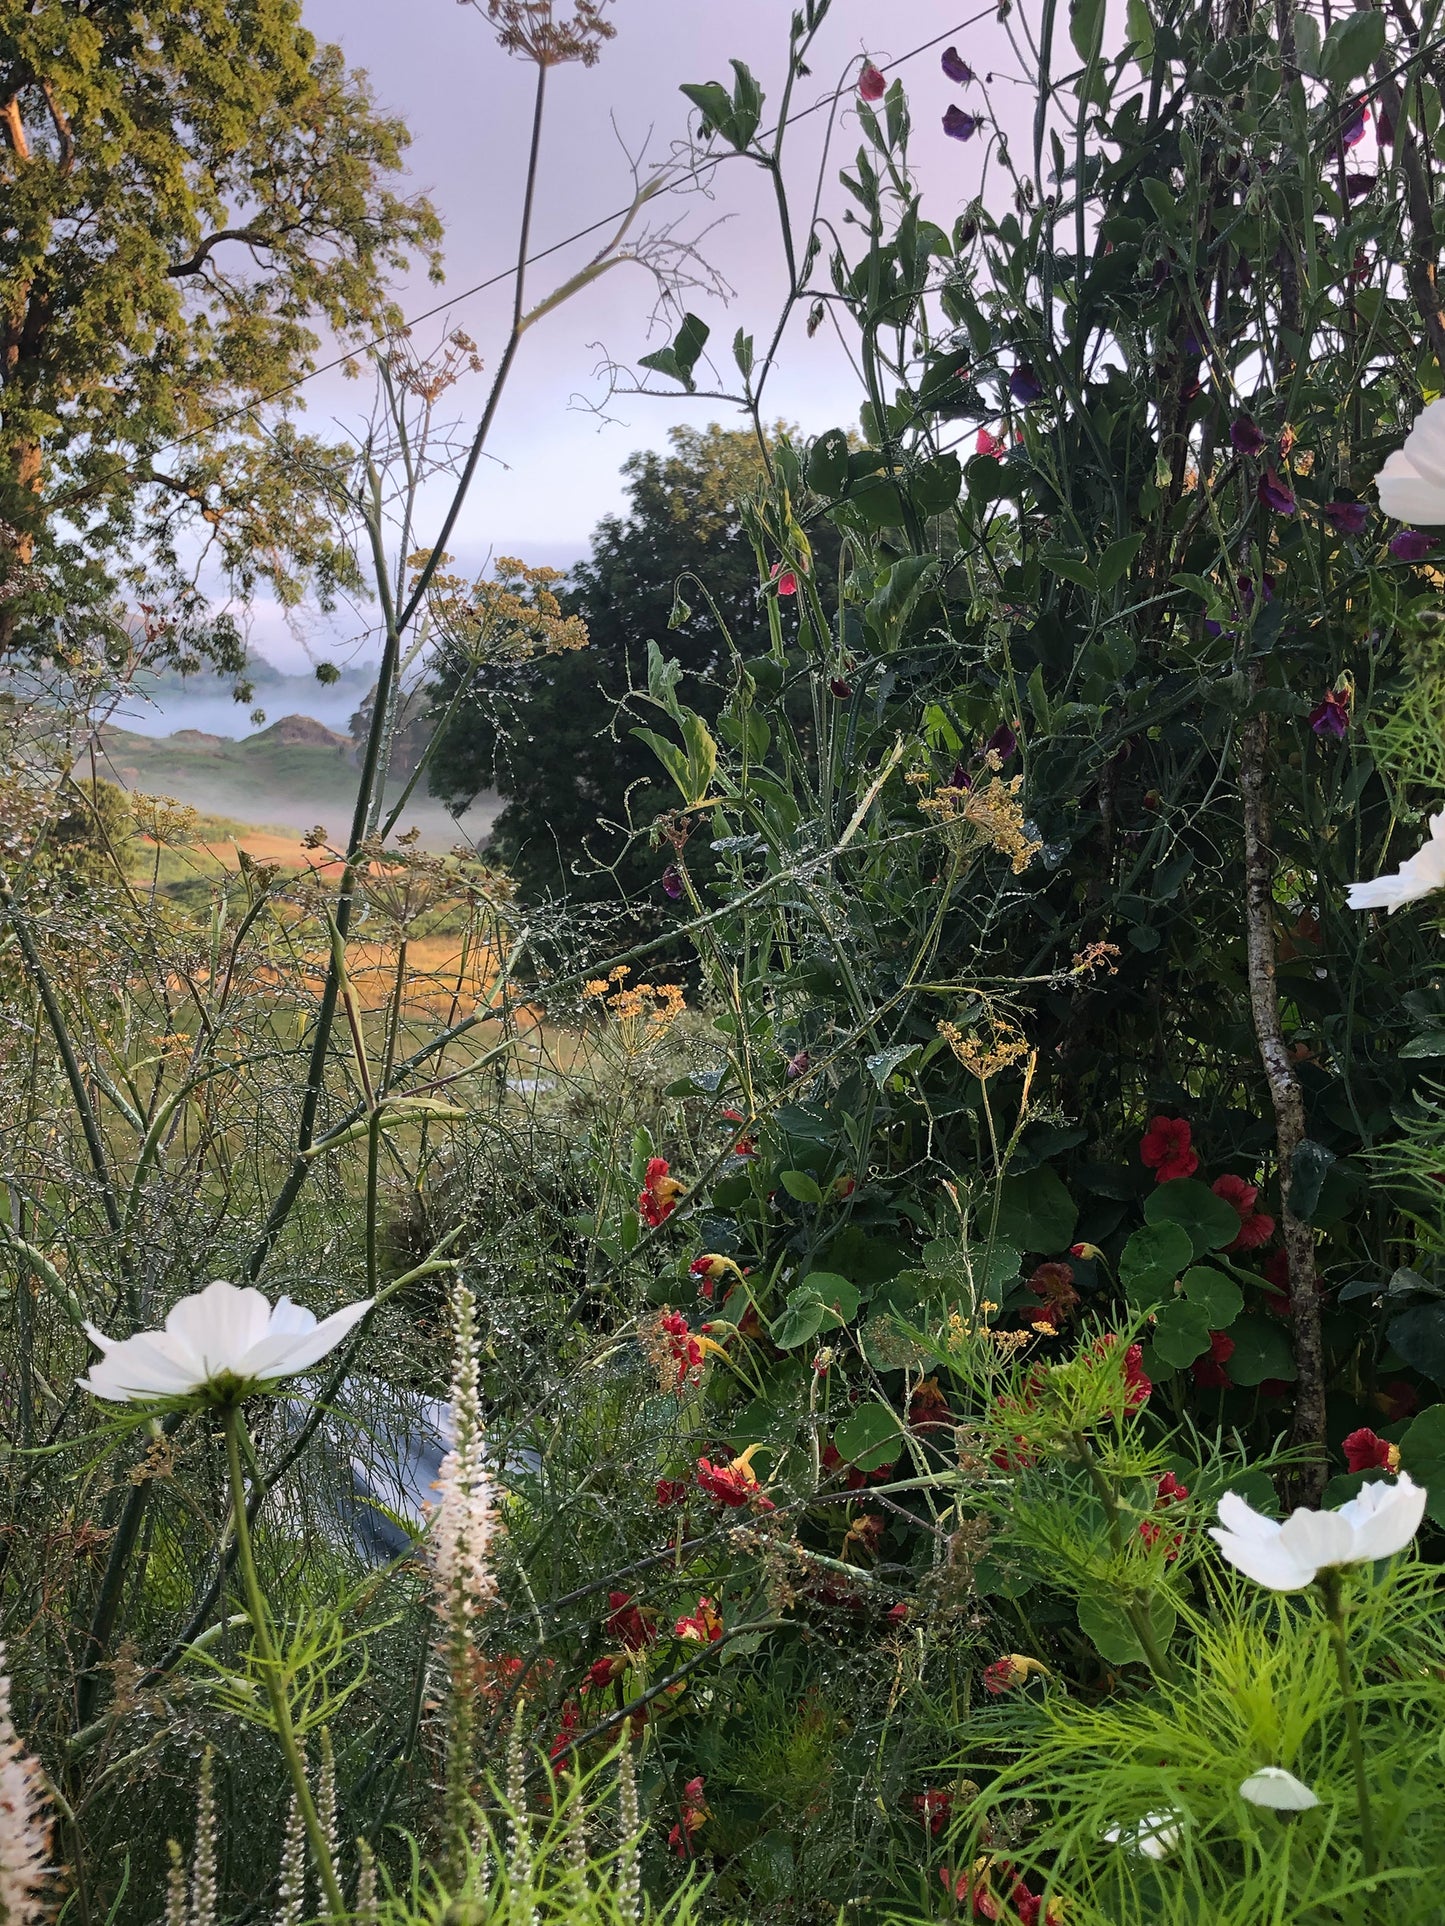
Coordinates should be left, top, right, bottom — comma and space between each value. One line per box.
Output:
1230, 415, 1267, 457
1340, 97, 1369, 148
79, 1279, 372, 1404
1308, 689, 1350, 740
1376, 399, 1445, 525
1257, 469, 1297, 515
1239, 1767, 1320, 1811
941, 46, 973, 84
1209, 1475, 1426, 1590
858, 62, 886, 101
1346, 810, 1445, 912
1009, 363, 1043, 404
976, 426, 1005, 458
1389, 528, 1438, 562
1324, 500, 1369, 536
943, 104, 979, 141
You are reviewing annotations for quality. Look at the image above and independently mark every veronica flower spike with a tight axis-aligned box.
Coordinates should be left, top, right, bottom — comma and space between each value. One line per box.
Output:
1209, 1475, 1425, 1590
80, 1279, 373, 1405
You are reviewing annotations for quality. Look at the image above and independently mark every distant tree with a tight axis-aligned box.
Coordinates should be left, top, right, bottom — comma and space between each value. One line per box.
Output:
426, 423, 818, 907
0, 0, 443, 662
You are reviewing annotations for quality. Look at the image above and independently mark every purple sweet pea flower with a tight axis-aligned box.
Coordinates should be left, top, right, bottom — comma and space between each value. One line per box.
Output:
1204, 618, 1226, 640
1341, 97, 1369, 149
1258, 469, 1297, 515
1390, 528, 1438, 562
941, 46, 973, 84
1308, 690, 1350, 740
1230, 415, 1267, 457
661, 864, 683, 901
786, 1049, 810, 1081
948, 761, 972, 791
1236, 572, 1275, 610
1325, 500, 1369, 536
1009, 363, 1043, 404
943, 105, 979, 141
986, 722, 1018, 763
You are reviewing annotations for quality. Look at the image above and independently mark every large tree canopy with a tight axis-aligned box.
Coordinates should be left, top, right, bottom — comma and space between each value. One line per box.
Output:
0, 0, 442, 656
426, 423, 810, 909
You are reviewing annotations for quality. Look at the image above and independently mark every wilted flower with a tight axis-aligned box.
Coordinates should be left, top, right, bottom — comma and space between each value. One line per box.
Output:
1239, 1766, 1320, 1811
943, 104, 979, 141
1389, 528, 1438, 562
1324, 500, 1369, 536
1212, 1172, 1276, 1249
1346, 811, 1445, 912
1139, 1115, 1198, 1182
80, 1280, 371, 1405
1103, 1812, 1182, 1860
786, 1048, 810, 1080
661, 863, 683, 900
858, 62, 886, 100
829, 677, 853, 699
1009, 364, 1043, 404
1209, 1475, 1426, 1589
638, 1156, 686, 1227
1257, 469, 1297, 515
1342, 1427, 1401, 1474
1231, 415, 1267, 456
1308, 689, 1351, 740
941, 46, 973, 84
1376, 400, 1445, 524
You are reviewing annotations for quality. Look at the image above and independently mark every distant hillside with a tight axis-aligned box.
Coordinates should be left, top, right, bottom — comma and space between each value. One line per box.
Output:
97, 715, 496, 850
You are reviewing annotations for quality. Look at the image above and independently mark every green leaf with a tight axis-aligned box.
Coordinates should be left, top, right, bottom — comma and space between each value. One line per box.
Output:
995, 1166, 1077, 1253
1387, 1302, 1445, 1385
1119, 1221, 1193, 1303
732, 328, 754, 380
1287, 1140, 1336, 1223
1125, 0, 1155, 60
1040, 548, 1098, 590
1077, 1591, 1176, 1667
1145, 1179, 1241, 1256
865, 554, 938, 650
859, 1314, 930, 1370
807, 427, 850, 496
834, 1401, 902, 1472
1293, 8, 1322, 75
1320, 8, 1385, 85
1069, 0, 1106, 66
680, 80, 732, 136
1151, 1299, 1214, 1368
1226, 1314, 1297, 1386
1399, 1405, 1445, 1524
780, 1169, 824, 1205
865, 1043, 918, 1087
794, 1272, 861, 1322
769, 1298, 826, 1349
638, 312, 711, 392
1096, 532, 1145, 592
1180, 1267, 1244, 1327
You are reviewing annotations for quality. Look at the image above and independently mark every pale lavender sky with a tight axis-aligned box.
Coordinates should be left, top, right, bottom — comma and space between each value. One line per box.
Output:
237, 0, 1030, 673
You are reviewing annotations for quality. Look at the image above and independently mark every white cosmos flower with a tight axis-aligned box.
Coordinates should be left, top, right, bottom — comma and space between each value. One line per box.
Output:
1345, 811, 1445, 913
1102, 1811, 1181, 1860
80, 1279, 372, 1403
1376, 397, 1445, 525
1239, 1766, 1320, 1811
1209, 1475, 1426, 1591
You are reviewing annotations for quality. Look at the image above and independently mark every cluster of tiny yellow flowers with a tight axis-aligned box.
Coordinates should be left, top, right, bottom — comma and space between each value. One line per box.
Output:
583, 965, 686, 1055
938, 1015, 1032, 1082
422, 554, 589, 668
910, 755, 1042, 875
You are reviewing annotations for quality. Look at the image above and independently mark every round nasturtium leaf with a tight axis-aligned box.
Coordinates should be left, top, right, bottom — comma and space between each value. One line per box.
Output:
834, 1401, 902, 1473
1145, 1178, 1242, 1256
1180, 1267, 1244, 1328
1119, 1221, 1193, 1303
1151, 1299, 1214, 1368
1224, 1314, 1297, 1386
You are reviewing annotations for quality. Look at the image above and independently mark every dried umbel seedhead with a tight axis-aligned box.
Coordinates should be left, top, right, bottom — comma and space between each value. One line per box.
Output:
480, 0, 617, 67
938, 1013, 1032, 1082
583, 965, 686, 1055
425, 553, 588, 669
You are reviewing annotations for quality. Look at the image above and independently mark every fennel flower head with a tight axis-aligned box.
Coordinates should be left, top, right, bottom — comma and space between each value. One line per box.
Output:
0, 1647, 51, 1926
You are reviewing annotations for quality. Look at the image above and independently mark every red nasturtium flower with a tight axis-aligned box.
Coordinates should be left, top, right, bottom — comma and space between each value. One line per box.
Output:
1374, 1378, 1419, 1423
1091, 1332, 1153, 1411
913, 1788, 953, 1835
1211, 1173, 1276, 1251
982, 1653, 1047, 1694
549, 1698, 582, 1761
1191, 1329, 1235, 1388
1342, 1427, 1402, 1473
909, 1375, 954, 1430
1140, 1115, 1199, 1182
669, 1775, 710, 1859
605, 1591, 657, 1650
674, 1596, 723, 1643
696, 1443, 775, 1510
1156, 1471, 1189, 1504
639, 1156, 685, 1227
585, 1653, 629, 1691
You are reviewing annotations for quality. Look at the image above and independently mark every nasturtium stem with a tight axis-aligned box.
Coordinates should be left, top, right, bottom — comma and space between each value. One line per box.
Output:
222, 1405, 346, 1918
1318, 1569, 1378, 1886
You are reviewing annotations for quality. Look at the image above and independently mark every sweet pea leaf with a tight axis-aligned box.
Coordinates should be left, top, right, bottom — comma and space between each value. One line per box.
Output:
1119, 1221, 1193, 1304
1225, 1314, 1297, 1386
1180, 1267, 1244, 1327
1145, 1179, 1241, 1256
1320, 7, 1385, 84
834, 1401, 902, 1472
780, 1169, 824, 1205
995, 1166, 1077, 1253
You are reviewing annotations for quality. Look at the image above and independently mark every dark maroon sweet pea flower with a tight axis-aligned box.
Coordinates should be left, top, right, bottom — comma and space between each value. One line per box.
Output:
1325, 500, 1369, 536
941, 46, 973, 84
948, 761, 971, 791
1009, 363, 1043, 404
943, 105, 979, 141
786, 1049, 810, 1081
858, 63, 886, 101
1204, 618, 1226, 639
1236, 572, 1275, 610
1341, 97, 1368, 149
1230, 415, 1267, 457
1308, 690, 1350, 740
829, 677, 853, 699
986, 722, 1018, 762
1257, 469, 1297, 515
1390, 528, 1438, 562
1378, 104, 1395, 145
1345, 172, 1375, 200
661, 864, 683, 901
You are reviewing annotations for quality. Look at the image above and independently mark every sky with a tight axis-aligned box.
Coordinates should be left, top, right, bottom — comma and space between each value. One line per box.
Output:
215, 0, 1026, 683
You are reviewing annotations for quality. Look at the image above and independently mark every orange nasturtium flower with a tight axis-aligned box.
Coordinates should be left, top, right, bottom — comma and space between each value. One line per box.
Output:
696, 1442, 775, 1511
639, 1156, 686, 1227
982, 1653, 1050, 1695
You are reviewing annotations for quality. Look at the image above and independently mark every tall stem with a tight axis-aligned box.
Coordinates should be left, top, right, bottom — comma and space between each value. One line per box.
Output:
1318, 1570, 1378, 1887
1071, 1430, 1175, 1684
222, 1406, 346, 1919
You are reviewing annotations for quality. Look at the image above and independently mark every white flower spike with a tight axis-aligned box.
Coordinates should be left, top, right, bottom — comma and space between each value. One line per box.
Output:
1239, 1767, 1320, 1811
1102, 1811, 1181, 1860
80, 1279, 372, 1404
1376, 397, 1445, 526
1346, 811, 1445, 914
1209, 1475, 1426, 1591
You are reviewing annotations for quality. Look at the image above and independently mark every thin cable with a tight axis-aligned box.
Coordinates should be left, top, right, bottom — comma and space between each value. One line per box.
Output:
144, 10, 992, 465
